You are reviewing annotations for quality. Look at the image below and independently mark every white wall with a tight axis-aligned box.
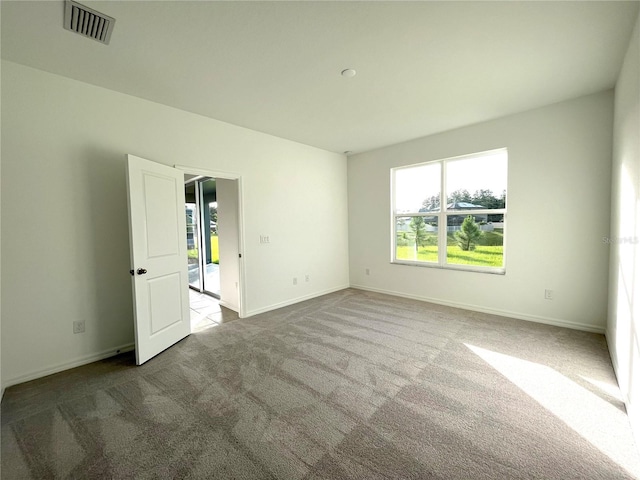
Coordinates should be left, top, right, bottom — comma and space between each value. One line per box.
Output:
608, 11, 640, 447
217, 178, 241, 312
349, 91, 614, 332
0, 61, 349, 388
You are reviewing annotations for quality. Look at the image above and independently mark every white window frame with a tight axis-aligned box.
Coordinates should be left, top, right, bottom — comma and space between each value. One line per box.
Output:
391, 148, 507, 274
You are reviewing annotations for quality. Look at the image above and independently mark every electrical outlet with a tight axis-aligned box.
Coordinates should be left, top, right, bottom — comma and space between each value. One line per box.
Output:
305, 274, 310, 282
544, 289, 553, 300
365, 268, 370, 276
73, 320, 85, 334
293, 277, 298, 285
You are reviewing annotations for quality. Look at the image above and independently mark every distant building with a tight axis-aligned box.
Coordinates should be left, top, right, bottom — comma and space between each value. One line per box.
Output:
446, 202, 487, 225
418, 201, 488, 226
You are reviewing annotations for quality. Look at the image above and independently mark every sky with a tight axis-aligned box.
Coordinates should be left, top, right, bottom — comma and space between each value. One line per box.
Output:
394, 149, 508, 212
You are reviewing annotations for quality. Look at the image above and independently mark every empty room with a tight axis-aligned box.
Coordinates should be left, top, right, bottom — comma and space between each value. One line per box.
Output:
2, 1, 640, 478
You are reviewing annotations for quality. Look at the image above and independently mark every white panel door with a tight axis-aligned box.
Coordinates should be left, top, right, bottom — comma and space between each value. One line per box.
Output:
126, 154, 190, 365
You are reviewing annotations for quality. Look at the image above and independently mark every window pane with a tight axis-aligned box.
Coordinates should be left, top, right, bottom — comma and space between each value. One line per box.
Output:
395, 216, 438, 263
446, 215, 504, 268
446, 150, 507, 211
394, 163, 441, 213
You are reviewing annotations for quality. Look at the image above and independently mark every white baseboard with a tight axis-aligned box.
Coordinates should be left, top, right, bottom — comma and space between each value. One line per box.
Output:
244, 284, 351, 318
350, 284, 606, 334
1, 286, 604, 392
2, 343, 135, 391
2, 285, 347, 390
217, 300, 238, 313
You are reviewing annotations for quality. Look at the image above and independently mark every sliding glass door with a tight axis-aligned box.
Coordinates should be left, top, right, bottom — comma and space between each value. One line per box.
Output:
184, 178, 220, 298
185, 182, 202, 289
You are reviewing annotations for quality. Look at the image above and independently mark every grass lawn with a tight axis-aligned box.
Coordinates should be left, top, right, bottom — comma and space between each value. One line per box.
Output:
187, 234, 219, 264
396, 245, 438, 263
396, 229, 504, 267
210, 234, 219, 263
396, 245, 503, 267
446, 245, 503, 267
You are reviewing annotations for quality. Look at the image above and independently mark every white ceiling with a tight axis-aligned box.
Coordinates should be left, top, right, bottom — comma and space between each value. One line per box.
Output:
2, 1, 639, 154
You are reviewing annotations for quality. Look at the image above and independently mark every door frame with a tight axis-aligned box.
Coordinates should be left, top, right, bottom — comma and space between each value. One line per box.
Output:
175, 165, 246, 318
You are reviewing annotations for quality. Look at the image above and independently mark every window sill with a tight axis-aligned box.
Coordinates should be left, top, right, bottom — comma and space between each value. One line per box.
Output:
391, 260, 506, 275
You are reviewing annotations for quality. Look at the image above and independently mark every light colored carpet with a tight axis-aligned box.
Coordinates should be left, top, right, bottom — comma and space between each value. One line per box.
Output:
2, 288, 639, 479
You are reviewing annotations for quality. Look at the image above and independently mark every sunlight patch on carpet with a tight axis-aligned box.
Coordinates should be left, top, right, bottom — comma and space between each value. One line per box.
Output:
465, 343, 640, 477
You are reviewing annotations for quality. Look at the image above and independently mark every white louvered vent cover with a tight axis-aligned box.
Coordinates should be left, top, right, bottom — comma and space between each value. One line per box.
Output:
64, 0, 115, 45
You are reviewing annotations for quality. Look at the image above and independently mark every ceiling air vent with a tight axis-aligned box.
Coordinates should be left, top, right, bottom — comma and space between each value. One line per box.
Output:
64, 0, 115, 45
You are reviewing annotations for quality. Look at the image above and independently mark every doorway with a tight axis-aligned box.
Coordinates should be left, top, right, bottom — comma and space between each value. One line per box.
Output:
182, 170, 243, 318
126, 154, 244, 364
185, 176, 220, 298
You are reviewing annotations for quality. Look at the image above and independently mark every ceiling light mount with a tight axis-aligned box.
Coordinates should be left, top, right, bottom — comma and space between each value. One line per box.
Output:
341, 68, 357, 78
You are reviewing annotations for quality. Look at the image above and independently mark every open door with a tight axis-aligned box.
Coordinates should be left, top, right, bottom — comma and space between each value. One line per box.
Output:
126, 154, 190, 365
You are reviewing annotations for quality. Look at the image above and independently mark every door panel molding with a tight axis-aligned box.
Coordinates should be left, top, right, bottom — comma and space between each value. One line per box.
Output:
127, 155, 191, 365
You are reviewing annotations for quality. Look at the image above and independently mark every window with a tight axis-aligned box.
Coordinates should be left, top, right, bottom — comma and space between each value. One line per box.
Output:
392, 148, 507, 273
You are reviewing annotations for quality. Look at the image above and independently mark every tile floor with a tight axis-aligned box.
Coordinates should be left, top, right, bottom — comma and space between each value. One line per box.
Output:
189, 289, 237, 332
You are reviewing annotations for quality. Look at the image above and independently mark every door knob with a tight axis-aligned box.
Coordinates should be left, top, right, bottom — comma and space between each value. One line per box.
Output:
137, 268, 148, 275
